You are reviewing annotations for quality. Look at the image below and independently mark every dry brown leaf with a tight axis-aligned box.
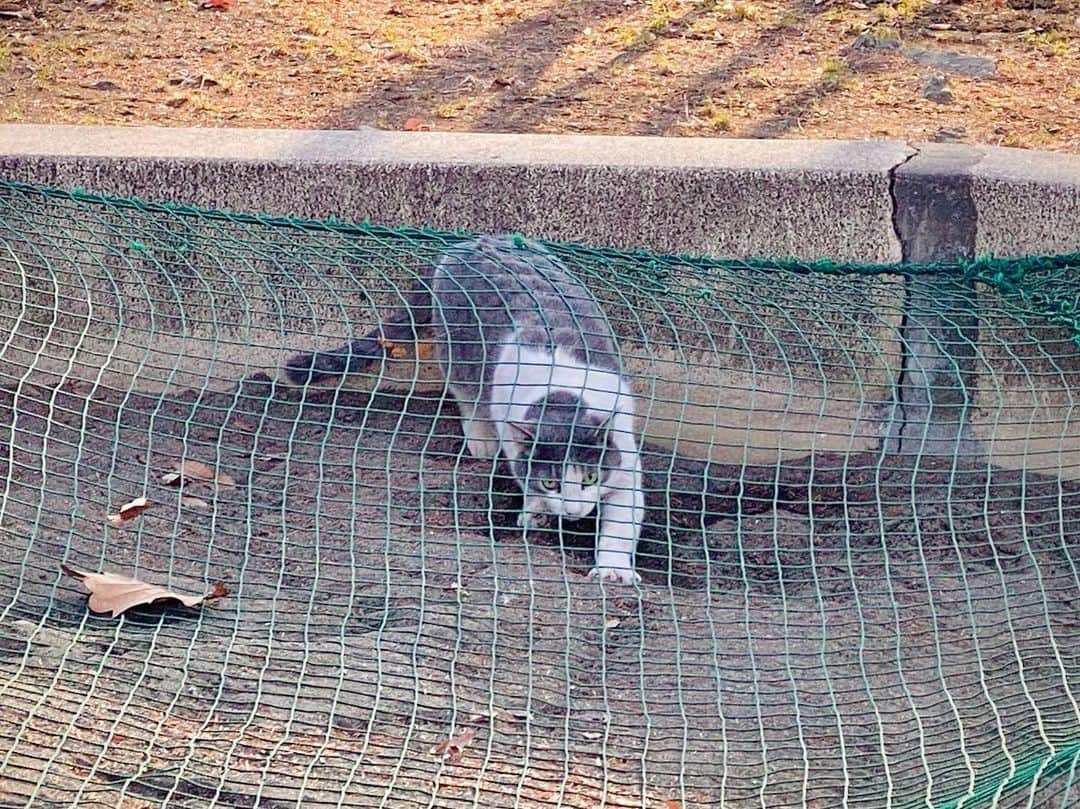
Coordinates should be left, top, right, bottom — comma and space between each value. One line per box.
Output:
178, 459, 216, 481
430, 727, 476, 762
160, 460, 234, 488
180, 495, 211, 510
401, 116, 430, 132
664, 801, 682, 809
61, 564, 228, 617
106, 496, 150, 526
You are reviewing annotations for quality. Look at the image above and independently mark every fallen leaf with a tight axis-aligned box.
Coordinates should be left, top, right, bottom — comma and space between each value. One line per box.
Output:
664, 801, 682, 809
401, 116, 430, 132
180, 496, 211, 510
168, 74, 220, 89
198, 0, 233, 9
107, 496, 150, 526
179, 460, 215, 481
61, 564, 228, 617
604, 617, 620, 631
160, 460, 235, 488
430, 727, 476, 763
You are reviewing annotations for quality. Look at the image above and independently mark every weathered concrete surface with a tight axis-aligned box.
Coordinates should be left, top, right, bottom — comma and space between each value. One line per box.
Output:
0, 124, 909, 261
965, 145, 1080, 476
970, 145, 1080, 258
1, 127, 1079, 470
0, 125, 914, 464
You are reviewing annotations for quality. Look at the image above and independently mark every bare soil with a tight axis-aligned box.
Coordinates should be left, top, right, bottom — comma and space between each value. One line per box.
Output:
2, 2, 1079, 806
1, 376, 1079, 806
1, 0, 1078, 151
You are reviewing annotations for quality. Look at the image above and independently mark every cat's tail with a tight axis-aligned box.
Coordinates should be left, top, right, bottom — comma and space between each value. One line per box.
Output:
284, 331, 387, 384
284, 279, 435, 385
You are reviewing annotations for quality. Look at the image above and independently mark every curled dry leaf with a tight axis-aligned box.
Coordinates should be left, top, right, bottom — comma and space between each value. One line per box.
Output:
401, 116, 431, 132
430, 727, 476, 763
160, 460, 235, 489
107, 496, 150, 527
61, 564, 228, 617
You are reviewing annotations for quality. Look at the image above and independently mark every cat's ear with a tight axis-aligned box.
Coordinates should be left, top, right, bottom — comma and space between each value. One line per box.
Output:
589, 412, 615, 441
506, 421, 535, 445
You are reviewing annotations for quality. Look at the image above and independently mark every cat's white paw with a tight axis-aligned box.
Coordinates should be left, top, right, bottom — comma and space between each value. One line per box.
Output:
465, 437, 499, 459
588, 566, 642, 586
516, 510, 547, 530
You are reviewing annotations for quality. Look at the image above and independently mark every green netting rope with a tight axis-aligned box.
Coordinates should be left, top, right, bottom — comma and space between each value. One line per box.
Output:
1, 179, 1078, 808
5, 179, 1079, 345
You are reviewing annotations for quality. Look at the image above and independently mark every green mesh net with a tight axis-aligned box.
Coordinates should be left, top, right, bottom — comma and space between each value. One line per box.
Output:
1, 180, 1079, 807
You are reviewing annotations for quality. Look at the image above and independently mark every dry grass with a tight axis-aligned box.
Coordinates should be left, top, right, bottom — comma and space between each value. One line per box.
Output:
0, 0, 1077, 150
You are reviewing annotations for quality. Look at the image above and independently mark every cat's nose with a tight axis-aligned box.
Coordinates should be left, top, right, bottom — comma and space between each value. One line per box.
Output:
562, 500, 595, 519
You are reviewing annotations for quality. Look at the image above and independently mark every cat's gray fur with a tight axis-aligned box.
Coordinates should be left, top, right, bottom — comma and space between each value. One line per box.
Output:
287, 235, 645, 584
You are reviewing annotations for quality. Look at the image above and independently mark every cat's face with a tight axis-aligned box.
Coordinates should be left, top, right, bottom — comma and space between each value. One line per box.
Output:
508, 395, 619, 520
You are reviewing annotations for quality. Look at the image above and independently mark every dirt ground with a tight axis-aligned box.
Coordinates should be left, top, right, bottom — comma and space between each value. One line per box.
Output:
2, 0, 1078, 151
1, 367, 1079, 806
1, 5, 1079, 805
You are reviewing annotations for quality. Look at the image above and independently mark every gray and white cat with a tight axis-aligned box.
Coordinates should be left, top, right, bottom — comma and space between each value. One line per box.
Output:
286, 235, 645, 584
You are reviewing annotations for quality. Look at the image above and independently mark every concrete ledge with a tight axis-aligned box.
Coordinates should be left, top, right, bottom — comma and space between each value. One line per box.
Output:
0, 124, 909, 261
971, 146, 1080, 258
1, 125, 1079, 473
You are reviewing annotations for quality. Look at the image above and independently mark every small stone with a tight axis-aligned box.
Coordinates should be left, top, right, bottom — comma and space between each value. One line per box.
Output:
904, 47, 996, 79
922, 73, 953, 104
932, 126, 966, 142
848, 33, 901, 52
87, 80, 119, 91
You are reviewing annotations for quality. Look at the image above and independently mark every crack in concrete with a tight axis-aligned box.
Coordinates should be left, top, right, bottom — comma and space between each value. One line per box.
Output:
888, 144, 922, 261
884, 143, 984, 459
886, 144, 921, 455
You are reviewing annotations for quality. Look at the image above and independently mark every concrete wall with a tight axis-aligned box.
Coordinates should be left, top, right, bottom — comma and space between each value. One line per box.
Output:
1, 125, 1078, 472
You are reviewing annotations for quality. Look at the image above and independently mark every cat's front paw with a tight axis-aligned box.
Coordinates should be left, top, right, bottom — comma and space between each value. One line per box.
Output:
516, 510, 547, 530
465, 437, 500, 459
588, 566, 642, 586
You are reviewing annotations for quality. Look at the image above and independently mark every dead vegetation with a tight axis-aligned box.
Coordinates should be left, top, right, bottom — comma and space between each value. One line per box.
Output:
1, 0, 1077, 150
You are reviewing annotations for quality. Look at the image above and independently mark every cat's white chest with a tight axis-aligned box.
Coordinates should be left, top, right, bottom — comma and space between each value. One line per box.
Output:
486, 340, 629, 444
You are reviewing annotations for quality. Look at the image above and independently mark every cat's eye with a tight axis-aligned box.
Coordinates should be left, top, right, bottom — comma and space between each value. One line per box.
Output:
539, 479, 559, 491
582, 471, 599, 487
